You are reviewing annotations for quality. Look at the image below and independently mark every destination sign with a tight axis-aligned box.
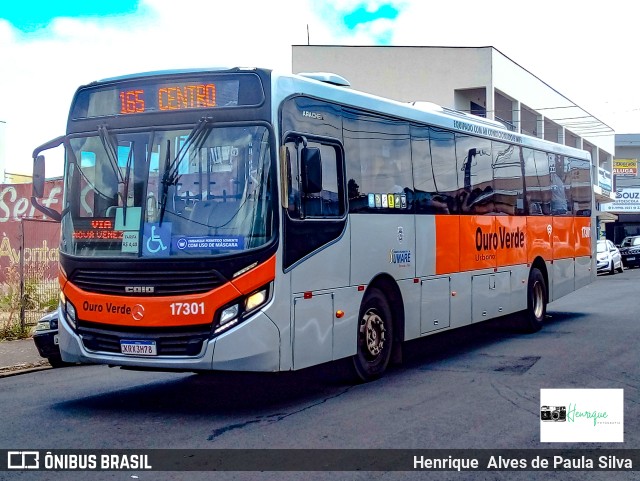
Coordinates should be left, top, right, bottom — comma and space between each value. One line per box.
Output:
70, 73, 264, 119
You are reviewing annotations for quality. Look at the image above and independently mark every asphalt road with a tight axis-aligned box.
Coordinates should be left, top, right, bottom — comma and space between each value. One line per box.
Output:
1, 268, 638, 481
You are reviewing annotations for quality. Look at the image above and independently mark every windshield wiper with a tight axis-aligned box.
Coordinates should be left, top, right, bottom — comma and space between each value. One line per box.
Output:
158, 117, 212, 226
159, 140, 172, 226
122, 145, 134, 224
98, 124, 138, 223
98, 125, 124, 184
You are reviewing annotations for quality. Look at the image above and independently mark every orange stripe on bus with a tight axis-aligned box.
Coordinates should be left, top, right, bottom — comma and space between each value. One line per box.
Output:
231, 255, 276, 294
526, 217, 553, 263
61, 256, 276, 329
63, 280, 241, 328
574, 217, 592, 257
435, 216, 459, 275
459, 215, 495, 272
436, 215, 591, 274
552, 217, 575, 260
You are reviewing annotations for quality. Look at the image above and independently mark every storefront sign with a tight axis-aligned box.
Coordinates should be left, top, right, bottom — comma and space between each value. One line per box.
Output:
613, 159, 637, 177
601, 188, 640, 212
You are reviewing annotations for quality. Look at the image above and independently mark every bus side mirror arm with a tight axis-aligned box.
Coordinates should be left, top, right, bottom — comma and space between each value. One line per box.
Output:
30, 196, 62, 222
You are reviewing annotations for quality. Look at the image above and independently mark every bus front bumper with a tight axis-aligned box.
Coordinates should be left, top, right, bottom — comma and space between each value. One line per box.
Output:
57, 307, 281, 372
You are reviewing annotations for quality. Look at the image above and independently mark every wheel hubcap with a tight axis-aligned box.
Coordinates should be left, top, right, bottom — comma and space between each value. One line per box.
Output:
361, 309, 386, 359
532, 280, 544, 319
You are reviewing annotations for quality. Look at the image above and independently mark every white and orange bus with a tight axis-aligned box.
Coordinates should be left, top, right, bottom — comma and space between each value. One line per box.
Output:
32, 68, 594, 381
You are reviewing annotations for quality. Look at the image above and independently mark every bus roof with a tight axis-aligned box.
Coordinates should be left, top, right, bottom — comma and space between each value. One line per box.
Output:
273, 70, 592, 161
75, 66, 591, 161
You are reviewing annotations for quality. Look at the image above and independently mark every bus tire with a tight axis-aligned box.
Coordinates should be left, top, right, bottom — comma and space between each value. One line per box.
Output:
521, 267, 547, 333
352, 288, 393, 382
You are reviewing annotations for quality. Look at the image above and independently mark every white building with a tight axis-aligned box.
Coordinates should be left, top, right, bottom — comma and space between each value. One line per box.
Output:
601, 134, 640, 243
292, 45, 615, 209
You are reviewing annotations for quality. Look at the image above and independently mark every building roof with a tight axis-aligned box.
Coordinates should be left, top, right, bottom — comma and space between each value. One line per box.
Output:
616, 133, 640, 146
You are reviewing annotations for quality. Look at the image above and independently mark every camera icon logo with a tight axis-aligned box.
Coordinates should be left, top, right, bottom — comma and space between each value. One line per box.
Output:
7, 451, 40, 469
540, 405, 567, 422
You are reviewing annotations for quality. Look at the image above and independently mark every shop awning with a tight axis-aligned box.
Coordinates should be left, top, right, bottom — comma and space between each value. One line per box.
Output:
595, 210, 618, 222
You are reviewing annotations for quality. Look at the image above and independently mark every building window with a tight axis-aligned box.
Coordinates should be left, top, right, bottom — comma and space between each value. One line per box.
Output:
470, 101, 486, 118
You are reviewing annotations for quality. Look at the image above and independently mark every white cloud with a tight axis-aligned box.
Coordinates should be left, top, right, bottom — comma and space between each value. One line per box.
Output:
0, 0, 318, 176
2, 0, 640, 179
390, 0, 640, 132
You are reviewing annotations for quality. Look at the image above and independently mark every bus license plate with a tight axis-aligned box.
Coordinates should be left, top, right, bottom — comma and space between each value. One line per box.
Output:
627, 257, 635, 261
121, 340, 157, 356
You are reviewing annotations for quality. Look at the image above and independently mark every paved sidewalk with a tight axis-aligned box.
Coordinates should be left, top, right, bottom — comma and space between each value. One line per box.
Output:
0, 338, 50, 378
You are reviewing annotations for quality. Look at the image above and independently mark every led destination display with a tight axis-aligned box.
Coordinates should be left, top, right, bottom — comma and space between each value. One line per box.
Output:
70, 73, 264, 119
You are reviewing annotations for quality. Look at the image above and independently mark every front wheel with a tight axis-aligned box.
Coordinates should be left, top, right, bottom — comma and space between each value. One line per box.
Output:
352, 288, 393, 382
521, 268, 547, 333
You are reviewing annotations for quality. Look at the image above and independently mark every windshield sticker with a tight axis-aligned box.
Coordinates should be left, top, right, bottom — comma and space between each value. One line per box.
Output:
142, 222, 172, 257
368, 194, 407, 209
174, 236, 245, 251
122, 232, 139, 253
115, 207, 142, 231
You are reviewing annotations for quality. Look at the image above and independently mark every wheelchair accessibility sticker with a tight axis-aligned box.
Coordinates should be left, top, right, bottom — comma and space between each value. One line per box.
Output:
143, 222, 172, 257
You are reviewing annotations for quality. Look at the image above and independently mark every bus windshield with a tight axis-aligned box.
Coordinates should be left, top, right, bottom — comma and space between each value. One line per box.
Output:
62, 124, 274, 258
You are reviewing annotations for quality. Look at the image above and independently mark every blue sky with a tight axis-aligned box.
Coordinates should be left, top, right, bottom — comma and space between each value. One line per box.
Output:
1, 0, 141, 31
1, 1, 398, 34
343, 3, 400, 43
0, 0, 638, 177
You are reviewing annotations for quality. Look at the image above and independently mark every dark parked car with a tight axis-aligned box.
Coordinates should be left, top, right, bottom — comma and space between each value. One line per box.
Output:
619, 235, 640, 268
32, 311, 69, 368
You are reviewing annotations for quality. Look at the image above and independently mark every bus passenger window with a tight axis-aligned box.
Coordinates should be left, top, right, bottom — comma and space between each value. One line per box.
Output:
344, 110, 412, 213
285, 140, 344, 219
528, 149, 553, 215
492, 142, 524, 215
411, 126, 450, 214
570, 157, 592, 216
550, 154, 570, 215
456, 133, 492, 214
425, 127, 458, 214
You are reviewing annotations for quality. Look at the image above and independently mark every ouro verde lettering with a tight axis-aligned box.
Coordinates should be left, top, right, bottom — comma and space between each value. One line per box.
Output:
475, 227, 525, 251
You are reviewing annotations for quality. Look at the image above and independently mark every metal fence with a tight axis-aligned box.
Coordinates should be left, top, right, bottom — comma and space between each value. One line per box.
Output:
18, 218, 60, 328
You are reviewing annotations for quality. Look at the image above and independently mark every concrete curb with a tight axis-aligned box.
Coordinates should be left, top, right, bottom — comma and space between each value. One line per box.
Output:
0, 361, 51, 379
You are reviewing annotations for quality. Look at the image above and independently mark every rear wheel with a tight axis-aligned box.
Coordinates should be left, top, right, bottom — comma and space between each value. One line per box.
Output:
352, 288, 393, 382
521, 268, 547, 333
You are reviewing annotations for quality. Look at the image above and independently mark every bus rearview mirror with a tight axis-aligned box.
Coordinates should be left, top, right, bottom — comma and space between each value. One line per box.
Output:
301, 147, 322, 194
33, 155, 46, 198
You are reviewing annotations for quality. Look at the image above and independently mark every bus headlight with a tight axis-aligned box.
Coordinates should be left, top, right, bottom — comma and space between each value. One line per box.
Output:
245, 289, 267, 313
213, 284, 271, 336
214, 304, 240, 335
220, 304, 239, 325
59, 292, 78, 330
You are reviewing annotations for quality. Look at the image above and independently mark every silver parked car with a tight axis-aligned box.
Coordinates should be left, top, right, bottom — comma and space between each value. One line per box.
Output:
596, 239, 623, 275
